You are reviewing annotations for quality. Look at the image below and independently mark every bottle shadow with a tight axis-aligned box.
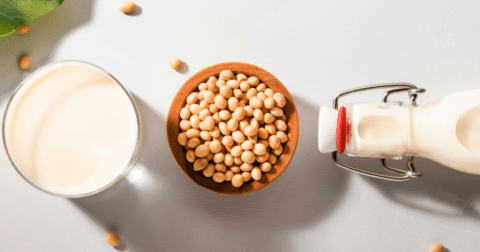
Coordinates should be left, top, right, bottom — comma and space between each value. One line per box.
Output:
70, 95, 349, 251
0, 0, 94, 102
341, 150, 480, 220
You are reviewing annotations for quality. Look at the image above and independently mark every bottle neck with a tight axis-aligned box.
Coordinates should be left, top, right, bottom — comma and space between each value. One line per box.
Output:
345, 102, 410, 159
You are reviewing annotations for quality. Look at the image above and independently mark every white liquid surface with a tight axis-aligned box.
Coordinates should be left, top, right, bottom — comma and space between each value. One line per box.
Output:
4, 62, 139, 196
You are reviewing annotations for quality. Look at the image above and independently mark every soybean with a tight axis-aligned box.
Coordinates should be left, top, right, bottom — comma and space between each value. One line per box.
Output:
231, 174, 244, 187
213, 172, 226, 183
194, 158, 209, 171
119, 1, 136, 13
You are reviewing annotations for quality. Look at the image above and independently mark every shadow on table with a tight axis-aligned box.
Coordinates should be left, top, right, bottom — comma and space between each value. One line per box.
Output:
70, 96, 349, 252
0, 0, 94, 102
125, 5, 143, 16
363, 156, 480, 221
334, 141, 480, 221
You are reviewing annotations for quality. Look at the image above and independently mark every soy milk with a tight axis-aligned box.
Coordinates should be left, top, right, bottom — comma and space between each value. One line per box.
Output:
319, 88, 480, 174
3, 61, 139, 196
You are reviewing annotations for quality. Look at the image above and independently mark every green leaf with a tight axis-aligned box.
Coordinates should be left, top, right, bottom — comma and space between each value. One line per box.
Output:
0, 0, 64, 37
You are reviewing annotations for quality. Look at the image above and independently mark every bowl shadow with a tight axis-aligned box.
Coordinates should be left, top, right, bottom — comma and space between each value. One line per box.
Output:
70, 95, 348, 251
182, 96, 349, 226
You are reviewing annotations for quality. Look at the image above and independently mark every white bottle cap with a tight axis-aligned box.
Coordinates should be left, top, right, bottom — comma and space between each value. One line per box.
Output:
318, 106, 338, 153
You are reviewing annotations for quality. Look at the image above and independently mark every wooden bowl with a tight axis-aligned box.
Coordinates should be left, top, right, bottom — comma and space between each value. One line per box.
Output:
167, 62, 299, 194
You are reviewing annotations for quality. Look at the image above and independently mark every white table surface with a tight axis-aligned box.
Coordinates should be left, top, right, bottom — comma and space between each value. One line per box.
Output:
1, 0, 480, 251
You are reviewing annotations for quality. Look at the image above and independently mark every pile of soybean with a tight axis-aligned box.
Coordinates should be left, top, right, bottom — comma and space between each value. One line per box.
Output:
178, 70, 288, 188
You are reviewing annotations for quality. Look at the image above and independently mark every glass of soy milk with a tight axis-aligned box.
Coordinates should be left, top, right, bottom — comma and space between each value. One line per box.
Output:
2, 61, 142, 198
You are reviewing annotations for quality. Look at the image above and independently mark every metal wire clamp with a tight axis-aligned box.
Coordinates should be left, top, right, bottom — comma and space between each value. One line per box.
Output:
332, 83, 426, 181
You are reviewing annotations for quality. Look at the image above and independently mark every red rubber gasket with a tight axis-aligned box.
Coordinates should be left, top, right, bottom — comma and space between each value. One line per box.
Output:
336, 106, 346, 154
